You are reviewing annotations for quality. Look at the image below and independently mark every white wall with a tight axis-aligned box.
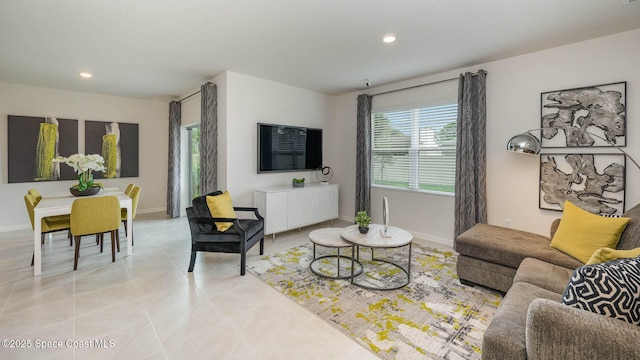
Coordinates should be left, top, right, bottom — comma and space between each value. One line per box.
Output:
0, 83, 168, 231
177, 71, 335, 208
334, 28, 640, 246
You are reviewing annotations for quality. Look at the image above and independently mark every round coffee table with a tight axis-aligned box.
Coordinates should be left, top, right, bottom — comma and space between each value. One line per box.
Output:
341, 224, 413, 290
308, 228, 363, 280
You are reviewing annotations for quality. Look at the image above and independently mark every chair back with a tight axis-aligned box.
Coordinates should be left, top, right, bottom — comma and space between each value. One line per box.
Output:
129, 186, 141, 218
28, 189, 43, 202
124, 183, 135, 195
71, 196, 121, 236
24, 193, 38, 229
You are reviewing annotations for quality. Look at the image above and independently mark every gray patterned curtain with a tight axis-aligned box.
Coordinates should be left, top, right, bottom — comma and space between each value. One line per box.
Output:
355, 94, 372, 216
200, 82, 218, 195
167, 101, 181, 218
454, 70, 488, 238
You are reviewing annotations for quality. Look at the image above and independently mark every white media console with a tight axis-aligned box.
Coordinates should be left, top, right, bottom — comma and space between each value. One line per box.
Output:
253, 183, 338, 239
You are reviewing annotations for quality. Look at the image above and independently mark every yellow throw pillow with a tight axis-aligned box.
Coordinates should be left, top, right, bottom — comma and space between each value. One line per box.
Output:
586, 247, 640, 265
206, 191, 236, 232
550, 201, 630, 263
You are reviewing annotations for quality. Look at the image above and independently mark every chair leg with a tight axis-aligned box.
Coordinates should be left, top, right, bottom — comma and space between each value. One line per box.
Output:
188, 250, 197, 272
31, 252, 34, 266
240, 252, 246, 276
41, 233, 45, 245
260, 238, 264, 255
74, 236, 82, 270
110, 230, 116, 263
99, 234, 104, 253
116, 229, 120, 252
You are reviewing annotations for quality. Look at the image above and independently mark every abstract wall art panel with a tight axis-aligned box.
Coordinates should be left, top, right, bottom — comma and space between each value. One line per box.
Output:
8, 115, 78, 183
540, 82, 626, 148
85, 120, 139, 178
539, 153, 625, 215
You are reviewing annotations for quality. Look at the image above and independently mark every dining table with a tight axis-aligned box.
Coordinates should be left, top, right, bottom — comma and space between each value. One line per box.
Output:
32, 188, 133, 276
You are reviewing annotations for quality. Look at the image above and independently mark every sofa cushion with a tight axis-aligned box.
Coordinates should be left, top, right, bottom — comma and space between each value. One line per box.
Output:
550, 201, 630, 263
561, 257, 640, 326
206, 191, 236, 232
482, 282, 562, 360
455, 224, 583, 270
513, 258, 574, 294
586, 247, 640, 265
618, 203, 640, 250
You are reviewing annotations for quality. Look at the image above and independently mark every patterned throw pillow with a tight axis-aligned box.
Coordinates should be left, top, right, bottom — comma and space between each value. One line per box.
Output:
561, 257, 640, 326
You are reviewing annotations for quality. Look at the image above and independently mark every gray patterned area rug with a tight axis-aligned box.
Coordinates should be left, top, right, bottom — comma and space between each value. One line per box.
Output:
247, 243, 502, 360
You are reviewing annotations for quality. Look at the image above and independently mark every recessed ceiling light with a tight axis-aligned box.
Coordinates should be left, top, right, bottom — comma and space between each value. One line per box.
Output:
79, 72, 92, 78
382, 34, 397, 43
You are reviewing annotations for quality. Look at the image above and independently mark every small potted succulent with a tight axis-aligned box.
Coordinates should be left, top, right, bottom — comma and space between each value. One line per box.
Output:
292, 177, 305, 188
355, 210, 371, 234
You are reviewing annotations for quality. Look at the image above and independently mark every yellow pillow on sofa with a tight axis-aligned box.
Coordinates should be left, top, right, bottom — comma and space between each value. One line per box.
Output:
550, 201, 630, 263
586, 247, 640, 265
206, 191, 236, 232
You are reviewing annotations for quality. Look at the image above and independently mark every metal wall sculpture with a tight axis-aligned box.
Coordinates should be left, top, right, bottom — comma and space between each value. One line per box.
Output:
540, 153, 625, 215
540, 82, 626, 148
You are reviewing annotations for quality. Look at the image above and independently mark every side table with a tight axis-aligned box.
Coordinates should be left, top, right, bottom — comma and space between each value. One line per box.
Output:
341, 224, 413, 290
308, 228, 363, 280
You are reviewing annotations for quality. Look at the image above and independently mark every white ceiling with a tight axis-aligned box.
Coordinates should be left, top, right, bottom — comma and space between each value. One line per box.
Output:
1, 0, 640, 101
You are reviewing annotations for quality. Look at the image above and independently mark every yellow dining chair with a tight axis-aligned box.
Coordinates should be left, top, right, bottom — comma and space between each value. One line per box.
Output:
70, 196, 121, 270
124, 183, 135, 196
120, 185, 140, 248
28, 188, 42, 202
24, 193, 71, 265
29, 189, 73, 241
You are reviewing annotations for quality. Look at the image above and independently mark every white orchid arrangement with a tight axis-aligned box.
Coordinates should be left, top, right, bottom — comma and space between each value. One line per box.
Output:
53, 153, 105, 191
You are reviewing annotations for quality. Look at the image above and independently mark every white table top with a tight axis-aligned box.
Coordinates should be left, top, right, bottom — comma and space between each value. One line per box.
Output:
341, 224, 413, 248
308, 228, 353, 247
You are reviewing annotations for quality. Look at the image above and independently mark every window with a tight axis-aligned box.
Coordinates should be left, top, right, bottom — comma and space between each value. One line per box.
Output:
187, 125, 200, 200
371, 103, 457, 194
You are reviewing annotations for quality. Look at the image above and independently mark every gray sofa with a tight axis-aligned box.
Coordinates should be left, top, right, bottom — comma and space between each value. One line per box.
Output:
454, 204, 640, 360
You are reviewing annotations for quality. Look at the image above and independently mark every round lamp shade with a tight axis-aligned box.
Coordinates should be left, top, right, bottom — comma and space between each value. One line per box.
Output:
507, 132, 541, 154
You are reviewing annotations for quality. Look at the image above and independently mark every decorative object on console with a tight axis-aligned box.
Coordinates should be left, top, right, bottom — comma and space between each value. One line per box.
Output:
355, 210, 371, 234
53, 153, 105, 196
540, 82, 626, 148
316, 165, 333, 184
292, 177, 305, 188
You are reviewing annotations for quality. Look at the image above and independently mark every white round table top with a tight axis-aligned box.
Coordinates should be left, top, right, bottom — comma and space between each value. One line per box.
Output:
308, 227, 354, 248
341, 224, 413, 248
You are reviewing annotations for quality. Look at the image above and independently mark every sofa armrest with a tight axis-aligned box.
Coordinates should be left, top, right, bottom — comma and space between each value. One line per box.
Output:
526, 298, 639, 360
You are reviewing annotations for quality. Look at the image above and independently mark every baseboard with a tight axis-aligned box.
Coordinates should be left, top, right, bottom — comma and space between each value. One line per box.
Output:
138, 207, 166, 215
0, 224, 31, 233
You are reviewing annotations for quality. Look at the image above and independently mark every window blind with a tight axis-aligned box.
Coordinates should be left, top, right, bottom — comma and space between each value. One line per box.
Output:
371, 79, 458, 194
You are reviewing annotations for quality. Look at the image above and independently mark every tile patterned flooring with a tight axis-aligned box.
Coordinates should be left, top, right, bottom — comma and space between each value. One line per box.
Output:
0, 213, 451, 359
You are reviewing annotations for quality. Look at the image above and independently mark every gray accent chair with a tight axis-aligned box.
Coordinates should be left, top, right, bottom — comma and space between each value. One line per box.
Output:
186, 191, 265, 275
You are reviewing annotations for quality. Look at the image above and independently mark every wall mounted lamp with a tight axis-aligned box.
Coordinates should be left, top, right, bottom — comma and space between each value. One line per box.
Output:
506, 129, 640, 170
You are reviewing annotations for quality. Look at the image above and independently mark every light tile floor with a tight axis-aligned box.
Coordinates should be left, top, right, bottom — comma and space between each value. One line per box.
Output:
0, 213, 452, 359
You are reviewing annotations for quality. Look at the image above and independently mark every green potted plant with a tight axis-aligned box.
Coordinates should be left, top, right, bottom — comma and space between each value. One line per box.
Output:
292, 177, 305, 188
355, 210, 371, 234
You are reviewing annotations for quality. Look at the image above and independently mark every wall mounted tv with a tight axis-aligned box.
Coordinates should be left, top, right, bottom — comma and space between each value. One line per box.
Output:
257, 123, 323, 173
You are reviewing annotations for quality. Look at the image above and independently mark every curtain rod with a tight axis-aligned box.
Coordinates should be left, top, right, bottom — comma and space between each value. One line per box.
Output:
177, 90, 201, 103
372, 76, 458, 97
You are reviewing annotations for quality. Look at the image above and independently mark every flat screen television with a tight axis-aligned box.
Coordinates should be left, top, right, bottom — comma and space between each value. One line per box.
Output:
257, 123, 323, 173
